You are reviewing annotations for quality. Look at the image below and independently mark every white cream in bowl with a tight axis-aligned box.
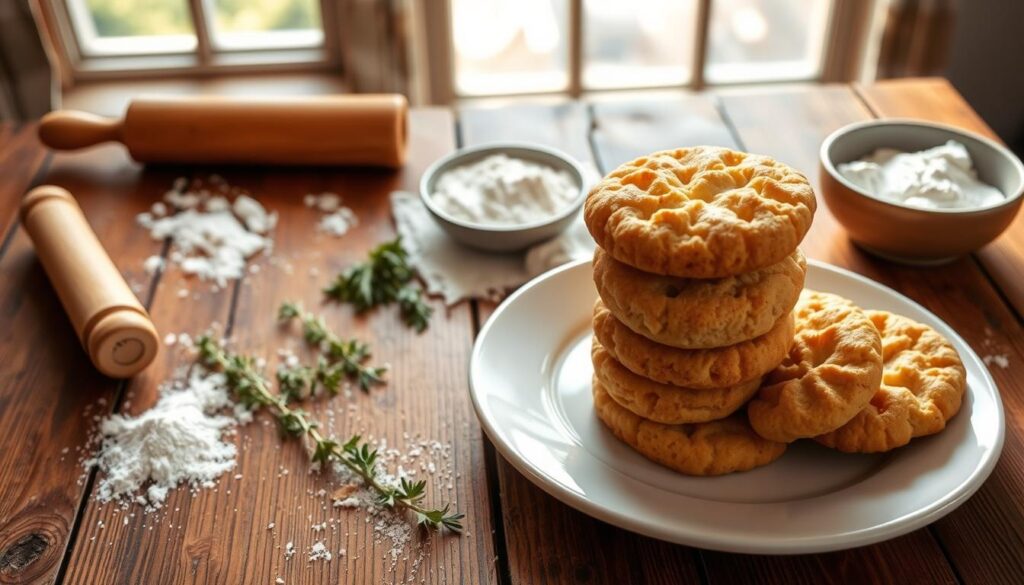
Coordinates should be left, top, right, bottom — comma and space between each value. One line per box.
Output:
838, 140, 1004, 210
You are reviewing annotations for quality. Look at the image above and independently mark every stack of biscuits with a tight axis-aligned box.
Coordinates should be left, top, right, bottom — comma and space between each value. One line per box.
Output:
584, 146, 816, 476
584, 146, 968, 476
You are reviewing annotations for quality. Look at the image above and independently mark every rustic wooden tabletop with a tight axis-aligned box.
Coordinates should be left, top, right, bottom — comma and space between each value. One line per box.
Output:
1, 77, 1022, 585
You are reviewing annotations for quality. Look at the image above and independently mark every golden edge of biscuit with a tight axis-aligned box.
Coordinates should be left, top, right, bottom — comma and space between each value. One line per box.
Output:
747, 290, 884, 443
593, 299, 795, 389
592, 377, 787, 476
592, 247, 806, 349
593, 339, 762, 425
813, 310, 967, 453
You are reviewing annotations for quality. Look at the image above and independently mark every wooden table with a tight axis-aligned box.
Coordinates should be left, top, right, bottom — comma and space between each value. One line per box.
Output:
1, 77, 1022, 585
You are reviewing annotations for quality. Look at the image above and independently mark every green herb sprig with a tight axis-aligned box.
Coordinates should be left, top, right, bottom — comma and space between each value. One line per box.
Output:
277, 302, 386, 392
195, 335, 464, 533
324, 238, 433, 332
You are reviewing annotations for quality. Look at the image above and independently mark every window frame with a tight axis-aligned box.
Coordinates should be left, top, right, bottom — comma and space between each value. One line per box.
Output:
40, 0, 343, 82
429, 0, 883, 103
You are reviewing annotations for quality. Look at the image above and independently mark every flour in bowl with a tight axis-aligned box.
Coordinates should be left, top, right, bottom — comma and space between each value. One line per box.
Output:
430, 154, 578, 226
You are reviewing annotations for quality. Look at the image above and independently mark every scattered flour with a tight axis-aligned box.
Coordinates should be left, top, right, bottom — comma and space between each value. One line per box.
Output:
142, 255, 165, 275
304, 192, 341, 212
305, 192, 358, 237
308, 541, 332, 562
137, 177, 275, 286
318, 208, 358, 237
84, 369, 244, 507
983, 354, 1009, 369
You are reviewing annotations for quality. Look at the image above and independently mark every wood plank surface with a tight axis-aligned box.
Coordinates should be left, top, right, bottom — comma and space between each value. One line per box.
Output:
62, 110, 498, 585
0, 124, 50, 248
590, 96, 736, 170
460, 102, 594, 166
855, 77, 1024, 319
0, 144, 181, 585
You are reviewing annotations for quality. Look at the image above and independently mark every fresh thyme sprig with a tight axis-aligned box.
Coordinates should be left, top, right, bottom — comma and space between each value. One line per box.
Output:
195, 335, 464, 533
324, 238, 433, 332
277, 302, 387, 392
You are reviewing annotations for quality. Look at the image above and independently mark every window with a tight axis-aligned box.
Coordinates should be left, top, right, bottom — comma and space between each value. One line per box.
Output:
48, 0, 337, 77
451, 0, 570, 96
705, 0, 832, 84
445, 0, 878, 99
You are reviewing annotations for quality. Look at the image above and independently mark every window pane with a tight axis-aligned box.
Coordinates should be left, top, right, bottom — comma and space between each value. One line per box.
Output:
451, 0, 569, 96
68, 0, 197, 55
583, 0, 696, 90
705, 0, 832, 83
207, 0, 324, 50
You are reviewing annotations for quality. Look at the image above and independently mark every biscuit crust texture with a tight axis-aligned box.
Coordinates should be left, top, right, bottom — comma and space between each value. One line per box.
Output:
592, 379, 786, 476
593, 299, 795, 389
815, 311, 966, 453
747, 290, 883, 443
593, 247, 805, 349
592, 339, 761, 424
584, 146, 816, 278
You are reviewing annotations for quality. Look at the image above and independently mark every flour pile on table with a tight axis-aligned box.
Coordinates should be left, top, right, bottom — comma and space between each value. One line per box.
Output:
137, 176, 276, 286
304, 191, 358, 237
84, 367, 247, 508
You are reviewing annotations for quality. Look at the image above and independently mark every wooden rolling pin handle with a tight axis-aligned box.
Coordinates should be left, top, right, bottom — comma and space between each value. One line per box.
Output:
20, 186, 158, 378
38, 110, 123, 151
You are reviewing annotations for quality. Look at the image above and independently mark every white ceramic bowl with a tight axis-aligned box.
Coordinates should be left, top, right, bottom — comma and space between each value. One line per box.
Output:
820, 119, 1024, 265
419, 143, 587, 252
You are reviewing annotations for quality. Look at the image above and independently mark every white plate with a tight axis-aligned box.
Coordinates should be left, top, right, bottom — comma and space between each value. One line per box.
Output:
470, 259, 1004, 554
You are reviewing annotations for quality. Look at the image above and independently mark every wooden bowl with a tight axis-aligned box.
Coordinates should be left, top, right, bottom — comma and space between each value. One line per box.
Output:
819, 119, 1024, 265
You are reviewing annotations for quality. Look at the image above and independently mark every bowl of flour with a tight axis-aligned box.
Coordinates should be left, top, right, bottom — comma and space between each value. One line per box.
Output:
820, 119, 1024, 265
420, 143, 587, 251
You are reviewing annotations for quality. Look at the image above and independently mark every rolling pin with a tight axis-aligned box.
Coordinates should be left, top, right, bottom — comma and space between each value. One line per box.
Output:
38, 94, 408, 167
20, 186, 159, 378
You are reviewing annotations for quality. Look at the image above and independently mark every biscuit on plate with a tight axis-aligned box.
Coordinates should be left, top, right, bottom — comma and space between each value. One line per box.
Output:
592, 339, 761, 424
593, 247, 805, 349
584, 146, 816, 278
815, 310, 966, 453
593, 299, 794, 390
747, 290, 883, 443
593, 378, 786, 476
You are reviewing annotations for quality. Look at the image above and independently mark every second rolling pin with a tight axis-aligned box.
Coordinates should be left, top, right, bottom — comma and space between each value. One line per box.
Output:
20, 186, 159, 378
38, 94, 408, 168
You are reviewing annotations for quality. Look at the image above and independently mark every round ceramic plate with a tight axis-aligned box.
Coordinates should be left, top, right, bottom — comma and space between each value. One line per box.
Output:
470, 259, 1004, 554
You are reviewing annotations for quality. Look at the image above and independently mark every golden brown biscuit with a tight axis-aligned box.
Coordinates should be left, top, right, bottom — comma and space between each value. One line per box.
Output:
593, 299, 794, 389
815, 311, 966, 453
584, 146, 816, 278
747, 290, 883, 443
592, 339, 761, 424
593, 378, 786, 476
593, 247, 805, 349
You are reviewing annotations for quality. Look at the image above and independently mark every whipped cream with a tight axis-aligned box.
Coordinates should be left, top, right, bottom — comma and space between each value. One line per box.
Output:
430, 154, 578, 226
838, 140, 1004, 210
